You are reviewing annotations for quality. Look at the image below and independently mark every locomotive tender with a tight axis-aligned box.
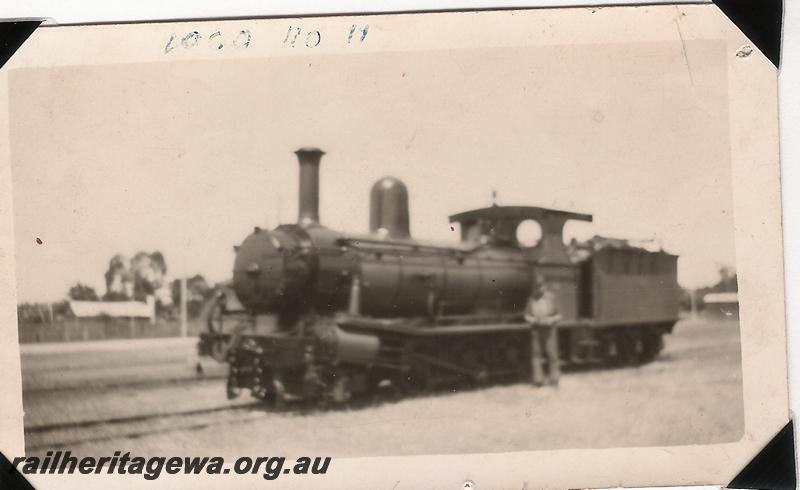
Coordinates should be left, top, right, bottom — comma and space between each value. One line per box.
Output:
199, 148, 680, 403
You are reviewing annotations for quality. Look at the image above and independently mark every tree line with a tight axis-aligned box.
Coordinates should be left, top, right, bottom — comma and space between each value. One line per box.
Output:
18, 251, 218, 323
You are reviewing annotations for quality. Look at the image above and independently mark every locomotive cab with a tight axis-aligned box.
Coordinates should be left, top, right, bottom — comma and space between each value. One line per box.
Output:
450, 206, 594, 324
450, 205, 593, 263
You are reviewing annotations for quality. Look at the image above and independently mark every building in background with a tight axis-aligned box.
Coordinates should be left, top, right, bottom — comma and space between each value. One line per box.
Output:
702, 292, 739, 321
69, 296, 155, 324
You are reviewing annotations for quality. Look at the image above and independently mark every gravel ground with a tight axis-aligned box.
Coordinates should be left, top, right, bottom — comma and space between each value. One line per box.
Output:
21, 337, 225, 392
22, 317, 743, 457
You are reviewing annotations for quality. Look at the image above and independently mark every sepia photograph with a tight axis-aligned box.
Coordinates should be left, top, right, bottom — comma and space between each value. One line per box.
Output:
0, 4, 790, 489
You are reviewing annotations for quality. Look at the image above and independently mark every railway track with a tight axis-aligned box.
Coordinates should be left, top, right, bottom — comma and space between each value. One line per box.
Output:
25, 360, 662, 453
22, 371, 226, 395
23, 380, 454, 453
24, 401, 267, 452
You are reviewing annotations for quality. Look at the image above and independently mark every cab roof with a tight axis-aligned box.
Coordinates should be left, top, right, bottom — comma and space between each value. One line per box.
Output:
449, 205, 592, 224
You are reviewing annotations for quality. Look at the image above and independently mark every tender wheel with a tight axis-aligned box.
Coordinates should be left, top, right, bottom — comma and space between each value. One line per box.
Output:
616, 330, 643, 366
641, 330, 664, 362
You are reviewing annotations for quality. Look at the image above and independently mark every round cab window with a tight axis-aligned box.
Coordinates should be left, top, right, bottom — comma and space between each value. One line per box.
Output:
515, 219, 542, 247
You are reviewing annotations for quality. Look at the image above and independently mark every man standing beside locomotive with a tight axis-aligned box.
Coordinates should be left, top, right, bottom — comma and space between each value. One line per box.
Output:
525, 275, 562, 387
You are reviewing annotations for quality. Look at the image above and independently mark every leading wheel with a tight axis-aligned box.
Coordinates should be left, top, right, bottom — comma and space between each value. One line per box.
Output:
206, 295, 227, 333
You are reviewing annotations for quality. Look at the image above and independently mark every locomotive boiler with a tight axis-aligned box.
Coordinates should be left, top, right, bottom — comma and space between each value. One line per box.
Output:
199, 148, 680, 404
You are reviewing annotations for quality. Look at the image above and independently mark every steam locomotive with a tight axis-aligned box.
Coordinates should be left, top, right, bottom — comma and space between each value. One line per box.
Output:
198, 148, 680, 404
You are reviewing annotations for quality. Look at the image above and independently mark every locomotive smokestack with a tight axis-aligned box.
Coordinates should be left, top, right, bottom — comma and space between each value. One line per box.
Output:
295, 147, 325, 227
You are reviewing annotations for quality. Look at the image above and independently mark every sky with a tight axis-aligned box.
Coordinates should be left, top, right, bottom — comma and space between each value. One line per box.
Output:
9, 39, 734, 302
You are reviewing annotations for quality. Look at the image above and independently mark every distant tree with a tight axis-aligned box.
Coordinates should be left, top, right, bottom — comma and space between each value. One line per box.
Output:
131, 251, 168, 301
17, 303, 49, 323
16, 301, 70, 323
68, 283, 99, 301
170, 278, 180, 307
104, 254, 131, 301
150, 252, 167, 275
52, 300, 70, 319
714, 266, 738, 293
171, 274, 214, 318
102, 251, 168, 301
